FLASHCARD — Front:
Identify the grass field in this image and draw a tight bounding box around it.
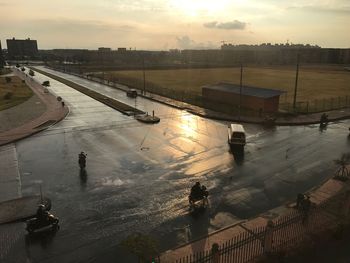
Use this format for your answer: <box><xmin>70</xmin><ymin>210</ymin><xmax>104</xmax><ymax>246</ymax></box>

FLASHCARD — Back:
<box><xmin>101</xmin><ymin>65</ymin><xmax>350</xmax><ymax>104</ymax></box>
<box><xmin>0</xmin><ymin>75</ymin><xmax>33</xmax><ymax>111</ymax></box>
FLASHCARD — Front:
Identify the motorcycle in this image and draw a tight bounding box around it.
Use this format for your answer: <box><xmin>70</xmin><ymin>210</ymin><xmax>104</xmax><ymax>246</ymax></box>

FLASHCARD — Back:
<box><xmin>26</xmin><ymin>212</ymin><xmax>59</xmax><ymax>234</ymax></box>
<box><xmin>319</xmin><ymin>113</ymin><xmax>328</xmax><ymax>128</ymax></box>
<box><xmin>189</xmin><ymin>196</ymin><xmax>208</xmax><ymax>212</ymax></box>
<box><xmin>189</xmin><ymin>186</ymin><xmax>209</xmax><ymax>213</ymax></box>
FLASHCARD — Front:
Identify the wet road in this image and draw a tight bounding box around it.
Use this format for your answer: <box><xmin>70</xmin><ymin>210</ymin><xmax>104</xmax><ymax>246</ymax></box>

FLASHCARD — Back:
<box><xmin>8</xmin><ymin>68</ymin><xmax>350</xmax><ymax>262</ymax></box>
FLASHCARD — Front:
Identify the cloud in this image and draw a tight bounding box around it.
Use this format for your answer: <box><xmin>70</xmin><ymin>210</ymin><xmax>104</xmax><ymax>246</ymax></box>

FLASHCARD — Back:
<box><xmin>203</xmin><ymin>20</ymin><xmax>247</xmax><ymax>30</ymax></box>
<box><xmin>287</xmin><ymin>5</ymin><xmax>350</xmax><ymax>15</ymax></box>
<box><xmin>176</xmin><ymin>36</ymin><xmax>195</xmax><ymax>49</ymax></box>
<box><xmin>27</xmin><ymin>18</ymin><xmax>136</xmax><ymax>33</ymax></box>
<box><xmin>175</xmin><ymin>35</ymin><xmax>217</xmax><ymax>49</ymax></box>
<box><xmin>0</xmin><ymin>18</ymin><xmax>138</xmax><ymax>49</ymax></box>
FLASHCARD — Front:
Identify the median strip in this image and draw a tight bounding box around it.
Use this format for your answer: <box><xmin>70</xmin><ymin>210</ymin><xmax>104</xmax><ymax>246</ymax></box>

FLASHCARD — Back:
<box><xmin>32</xmin><ymin>67</ymin><xmax>145</xmax><ymax>116</ymax></box>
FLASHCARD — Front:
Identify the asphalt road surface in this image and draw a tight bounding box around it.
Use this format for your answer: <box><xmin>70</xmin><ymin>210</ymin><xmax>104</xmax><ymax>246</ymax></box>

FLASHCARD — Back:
<box><xmin>3</xmin><ymin>67</ymin><xmax>350</xmax><ymax>262</ymax></box>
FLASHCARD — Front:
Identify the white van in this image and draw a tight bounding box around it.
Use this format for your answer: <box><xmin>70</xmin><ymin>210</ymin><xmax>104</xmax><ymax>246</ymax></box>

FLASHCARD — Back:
<box><xmin>227</xmin><ymin>124</ymin><xmax>246</xmax><ymax>148</ymax></box>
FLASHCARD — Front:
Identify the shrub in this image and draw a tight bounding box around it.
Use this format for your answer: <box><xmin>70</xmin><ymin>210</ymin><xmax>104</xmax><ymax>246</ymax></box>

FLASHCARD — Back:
<box><xmin>3</xmin><ymin>92</ymin><xmax>13</xmax><ymax>100</ymax></box>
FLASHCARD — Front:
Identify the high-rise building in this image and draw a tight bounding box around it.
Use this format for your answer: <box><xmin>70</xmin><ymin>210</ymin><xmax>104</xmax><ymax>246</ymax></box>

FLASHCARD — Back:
<box><xmin>0</xmin><ymin>40</ymin><xmax>4</xmax><ymax>67</ymax></box>
<box><xmin>6</xmin><ymin>37</ymin><xmax>38</xmax><ymax>59</ymax></box>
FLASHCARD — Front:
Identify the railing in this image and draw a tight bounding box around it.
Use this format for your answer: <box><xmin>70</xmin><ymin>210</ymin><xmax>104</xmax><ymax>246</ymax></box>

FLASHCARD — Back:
<box><xmin>162</xmin><ymin>190</ymin><xmax>349</xmax><ymax>263</ymax></box>
<box><xmin>280</xmin><ymin>96</ymin><xmax>350</xmax><ymax>114</ymax></box>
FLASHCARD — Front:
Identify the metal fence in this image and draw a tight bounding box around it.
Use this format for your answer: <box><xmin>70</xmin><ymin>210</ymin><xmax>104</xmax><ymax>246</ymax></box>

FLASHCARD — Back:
<box><xmin>165</xmin><ymin>190</ymin><xmax>349</xmax><ymax>263</ymax></box>
<box><xmin>50</xmin><ymin>67</ymin><xmax>350</xmax><ymax>116</ymax></box>
<box><xmin>89</xmin><ymin>73</ymin><xmax>350</xmax><ymax>115</ymax></box>
<box><xmin>280</xmin><ymin>96</ymin><xmax>350</xmax><ymax>114</ymax></box>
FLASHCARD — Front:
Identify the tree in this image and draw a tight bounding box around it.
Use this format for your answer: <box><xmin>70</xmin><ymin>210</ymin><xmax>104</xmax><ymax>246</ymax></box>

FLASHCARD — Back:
<box><xmin>334</xmin><ymin>153</ymin><xmax>350</xmax><ymax>181</ymax></box>
<box><xmin>121</xmin><ymin>233</ymin><xmax>159</xmax><ymax>263</ymax></box>
<box><xmin>29</xmin><ymin>69</ymin><xmax>35</xmax><ymax>77</ymax></box>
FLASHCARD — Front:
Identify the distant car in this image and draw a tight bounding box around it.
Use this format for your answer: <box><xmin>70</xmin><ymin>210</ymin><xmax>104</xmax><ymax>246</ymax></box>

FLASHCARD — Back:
<box><xmin>228</xmin><ymin>124</ymin><xmax>246</xmax><ymax>150</ymax></box>
<box><xmin>126</xmin><ymin>89</ymin><xmax>137</xmax><ymax>98</ymax></box>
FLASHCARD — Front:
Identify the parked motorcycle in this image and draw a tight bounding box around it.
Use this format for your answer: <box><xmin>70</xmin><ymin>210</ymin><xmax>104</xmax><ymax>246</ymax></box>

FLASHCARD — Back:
<box><xmin>26</xmin><ymin>212</ymin><xmax>59</xmax><ymax>234</ymax></box>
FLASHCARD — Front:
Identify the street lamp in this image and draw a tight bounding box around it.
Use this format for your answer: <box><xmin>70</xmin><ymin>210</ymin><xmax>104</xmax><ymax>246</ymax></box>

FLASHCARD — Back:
<box><xmin>238</xmin><ymin>62</ymin><xmax>243</xmax><ymax>121</ymax></box>
<box><xmin>142</xmin><ymin>57</ymin><xmax>146</xmax><ymax>95</ymax></box>
<box><xmin>293</xmin><ymin>52</ymin><xmax>300</xmax><ymax>111</ymax></box>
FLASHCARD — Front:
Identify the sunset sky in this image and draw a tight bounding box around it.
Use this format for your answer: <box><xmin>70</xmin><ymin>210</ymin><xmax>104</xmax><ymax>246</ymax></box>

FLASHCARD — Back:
<box><xmin>0</xmin><ymin>0</ymin><xmax>349</xmax><ymax>50</ymax></box>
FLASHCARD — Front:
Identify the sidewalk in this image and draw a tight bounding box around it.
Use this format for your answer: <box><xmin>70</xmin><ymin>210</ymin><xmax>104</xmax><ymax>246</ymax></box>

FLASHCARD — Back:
<box><xmin>46</xmin><ymin>67</ymin><xmax>350</xmax><ymax>126</ymax></box>
<box><xmin>143</xmin><ymin>92</ymin><xmax>350</xmax><ymax>126</ymax></box>
<box><xmin>160</xmin><ymin>176</ymin><xmax>349</xmax><ymax>262</ymax></box>
<box><xmin>0</xmin><ymin>68</ymin><xmax>69</xmax><ymax>146</ymax></box>
<box><xmin>0</xmin><ymin>144</ymin><xmax>21</xmax><ymax>202</ymax></box>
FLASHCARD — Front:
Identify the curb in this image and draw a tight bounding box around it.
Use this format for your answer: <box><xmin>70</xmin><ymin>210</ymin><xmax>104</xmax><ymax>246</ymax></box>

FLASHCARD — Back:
<box><xmin>0</xmin><ymin>69</ymin><xmax>69</xmax><ymax>147</ymax></box>
<box><xmin>33</xmin><ymin>67</ymin><xmax>145</xmax><ymax>116</ymax></box>
<box><xmin>0</xmin><ymin>107</ymin><xmax>69</xmax><ymax>147</ymax></box>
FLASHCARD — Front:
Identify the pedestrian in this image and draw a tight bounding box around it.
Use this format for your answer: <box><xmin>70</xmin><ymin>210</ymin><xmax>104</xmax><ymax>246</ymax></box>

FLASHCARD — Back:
<box><xmin>211</xmin><ymin>243</ymin><xmax>220</xmax><ymax>263</ymax></box>
<box><xmin>302</xmin><ymin>196</ymin><xmax>311</xmax><ymax>224</ymax></box>
<box><xmin>296</xmin><ymin>193</ymin><xmax>304</xmax><ymax>209</ymax></box>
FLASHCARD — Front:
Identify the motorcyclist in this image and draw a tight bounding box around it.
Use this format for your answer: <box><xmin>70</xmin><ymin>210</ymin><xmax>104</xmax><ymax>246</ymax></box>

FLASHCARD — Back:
<box><xmin>78</xmin><ymin>151</ymin><xmax>87</xmax><ymax>168</ymax></box>
<box><xmin>189</xmin><ymin>182</ymin><xmax>209</xmax><ymax>205</ymax></box>
<box><xmin>320</xmin><ymin>113</ymin><xmax>328</xmax><ymax>125</ymax></box>
<box><xmin>36</xmin><ymin>204</ymin><xmax>47</xmax><ymax>222</ymax></box>
<box><xmin>189</xmin><ymin>182</ymin><xmax>202</xmax><ymax>204</ymax></box>
<box><xmin>201</xmin><ymin>185</ymin><xmax>209</xmax><ymax>198</ymax></box>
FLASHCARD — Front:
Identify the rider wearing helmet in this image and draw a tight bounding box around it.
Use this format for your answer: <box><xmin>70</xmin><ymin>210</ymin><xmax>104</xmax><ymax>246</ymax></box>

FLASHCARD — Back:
<box><xmin>36</xmin><ymin>204</ymin><xmax>46</xmax><ymax>222</ymax></box>
<box><xmin>189</xmin><ymin>182</ymin><xmax>203</xmax><ymax>204</ymax></box>
<box><xmin>79</xmin><ymin>151</ymin><xmax>86</xmax><ymax>160</ymax></box>
<box><xmin>78</xmin><ymin>151</ymin><xmax>87</xmax><ymax>168</ymax></box>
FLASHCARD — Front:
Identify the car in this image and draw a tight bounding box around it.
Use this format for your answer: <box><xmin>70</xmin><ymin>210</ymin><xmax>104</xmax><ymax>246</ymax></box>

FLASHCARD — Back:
<box><xmin>227</xmin><ymin>123</ymin><xmax>246</xmax><ymax>150</ymax></box>
<box><xmin>126</xmin><ymin>89</ymin><xmax>137</xmax><ymax>98</ymax></box>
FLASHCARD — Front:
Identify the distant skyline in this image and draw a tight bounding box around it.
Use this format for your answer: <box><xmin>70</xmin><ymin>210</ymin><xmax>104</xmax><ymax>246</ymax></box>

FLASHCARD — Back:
<box><xmin>0</xmin><ymin>0</ymin><xmax>349</xmax><ymax>50</ymax></box>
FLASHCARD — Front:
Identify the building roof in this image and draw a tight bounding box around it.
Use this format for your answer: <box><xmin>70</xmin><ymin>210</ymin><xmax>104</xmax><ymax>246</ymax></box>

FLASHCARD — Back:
<box><xmin>202</xmin><ymin>82</ymin><xmax>285</xmax><ymax>98</ymax></box>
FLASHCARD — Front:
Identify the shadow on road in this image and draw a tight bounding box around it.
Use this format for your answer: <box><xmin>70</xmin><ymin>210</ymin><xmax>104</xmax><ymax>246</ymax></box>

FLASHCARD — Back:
<box><xmin>79</xmin><ymin>169</ymin><xmax>88</xmax><ymax>189</ymax></box>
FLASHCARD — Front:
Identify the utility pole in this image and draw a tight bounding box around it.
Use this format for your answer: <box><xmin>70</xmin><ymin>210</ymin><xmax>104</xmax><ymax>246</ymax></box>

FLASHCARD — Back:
<box><xmin>239</xmin><ymin>62</ymin><xmax>243</xmax><ymax>120</ymax></box>
<box><xmin>293</xmin><ymin>53</ymin><xmax>300</xmax><ymax>110</ymax></box>
<box><xmin>142</xmin><ymin>57</ymin><xmax>146</xmax><ymax>95</ymax></box>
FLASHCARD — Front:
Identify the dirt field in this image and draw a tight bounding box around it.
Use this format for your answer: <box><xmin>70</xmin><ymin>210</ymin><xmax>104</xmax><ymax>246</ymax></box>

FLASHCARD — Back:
<box><xmin>102</xmin><ymin>65</ymin><xmax>350</xmax><ymax>104</ymax></box>
<box><xmin>0</xmin><ymin>75</ymin><xmax>33</xmax><ymax>111</ymax></box>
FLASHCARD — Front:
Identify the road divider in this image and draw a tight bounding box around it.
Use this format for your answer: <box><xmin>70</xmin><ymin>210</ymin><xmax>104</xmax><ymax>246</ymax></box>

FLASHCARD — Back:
<box><xmin>32</xmin><ymin>67</ymin><xmax>145</xmax><ymax>116</ymax></box>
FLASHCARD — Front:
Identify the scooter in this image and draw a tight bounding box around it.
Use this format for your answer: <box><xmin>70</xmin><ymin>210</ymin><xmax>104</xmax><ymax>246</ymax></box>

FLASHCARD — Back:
<box><xmin>189</xmin><ymin>196</ymin><xmax>209</xmax><ymax>212</ymax></box>
<box><xmin>189</xmin><ymin>187</ymin><xmax>209</xmax><ymax>213</ymax></box>
<box><xmin>26</xmin><ymin>212</ymin><xmax>59</xmax><ymax>234</ymax></box>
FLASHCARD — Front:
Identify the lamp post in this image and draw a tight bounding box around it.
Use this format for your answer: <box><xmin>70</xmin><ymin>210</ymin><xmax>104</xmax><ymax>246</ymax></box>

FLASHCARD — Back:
<box><xmin>239</xmin><ymin>62</ymin><xmax>243</xmax><ymax>121</ymax></box>
<box><xmin>142</xmin><ymin>57</ymin><xmax>146</xmax><ymax>95</ymax></box>
<box><xmin>293</xmin><ymin>53</ymin><xmax>300</xmax><ymax>111</ymax></box>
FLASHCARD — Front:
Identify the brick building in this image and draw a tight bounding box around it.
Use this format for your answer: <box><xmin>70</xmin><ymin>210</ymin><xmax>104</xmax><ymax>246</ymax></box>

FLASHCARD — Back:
<box><xmin>202</xmin><ymin>82</ymin><xmax>285</xmax><ymax>114</ymax></box>
<box><xmin>0</xmin><ymin>40</ymin><xmax>4</xmax><ymax>67</ymax></box>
